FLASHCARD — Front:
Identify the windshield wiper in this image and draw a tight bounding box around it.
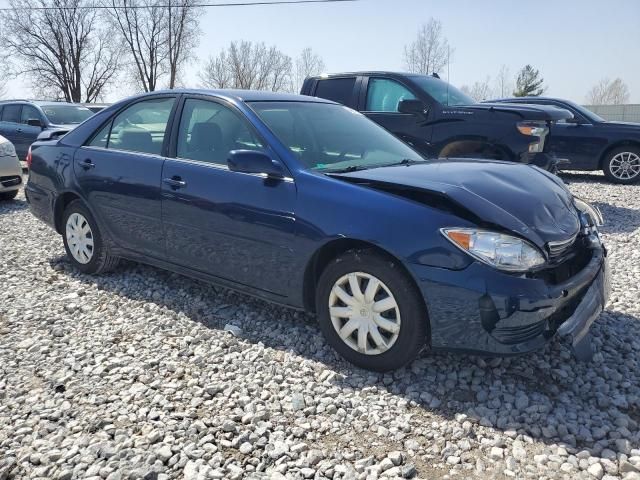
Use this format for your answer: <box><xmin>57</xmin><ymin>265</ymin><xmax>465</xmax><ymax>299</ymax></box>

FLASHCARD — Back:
<box><xmin>324</xmin><ymin>165</ymin><xmax>371</xmax><ymax>173</ymax></box>
<box><xmin>381</xmin><ymin>158</ymin><xmax>427</xmax><ymax>167</ymax></box>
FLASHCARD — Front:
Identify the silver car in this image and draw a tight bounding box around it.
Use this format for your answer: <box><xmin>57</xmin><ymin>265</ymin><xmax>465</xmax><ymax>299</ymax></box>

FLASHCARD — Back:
<box><xmin>0</xmin><ymin>135</ymin><xmax>22</xmax><ymax>201</ymax></box>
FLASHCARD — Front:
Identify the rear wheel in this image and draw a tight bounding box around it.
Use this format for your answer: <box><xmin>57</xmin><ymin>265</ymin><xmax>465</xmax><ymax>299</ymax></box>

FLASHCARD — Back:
<box><xmin>62</xmin><ymin>200</ymin><xmax>119</xmax><ymax>274</ymax></box>
<box><xmin>316</xmin><ymin>249</ymin><xmax>429</xmax><ymax>372</ymax></box>
<box><xmin>603</xmin><ymin>147</ymin><xmax>640</xmax><ymax>184</ymax></box>
<box><xmin>0</xmin><ymin>190</ymin><xmax>18</xmax><ymax>201</ymax></box>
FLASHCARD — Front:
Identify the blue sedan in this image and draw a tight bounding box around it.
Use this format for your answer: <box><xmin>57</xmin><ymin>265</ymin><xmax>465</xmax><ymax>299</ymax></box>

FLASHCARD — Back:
<box><xmin>26</xmin><ymin>90</ymin><xmax>609</xmax><ymax>371</ymax></box>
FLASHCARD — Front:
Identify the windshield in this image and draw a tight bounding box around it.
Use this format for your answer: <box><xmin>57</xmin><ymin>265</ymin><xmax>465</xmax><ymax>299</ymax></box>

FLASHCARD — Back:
<box><xmin>565</xmin><ymin>100</ymin><xmax>605</xmax><ymax>122</ymax></box>
<box><xmin>410</xmin><ymin>75</ymin><xmax>476</xmax><ymax>106</ymax></box>
<box><xmin>248</xmin><ymin>101</ymin><xmax>424</xmax><ymax>172</ymax></box>
<box><xmin>41</xmin><ymin>105</ymin><xmax>94</xmax><ymax>125</ymax></box>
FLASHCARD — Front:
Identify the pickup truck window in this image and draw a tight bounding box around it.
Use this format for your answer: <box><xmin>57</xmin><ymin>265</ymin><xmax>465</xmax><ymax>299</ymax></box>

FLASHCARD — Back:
<box><xmin>365</xmin><ymin>78</ymin><xmax>416</xmax><ymax>112</ymax></box>
<box><xmin>314</xmin><ymin>77</ymin><xmax>356</xmax><ymax>105</ymax></box>
<box><xmin>87</xmin><ymin>97</ymin><xmax>175</xmax><ymax>155</ymax></box>
<box><xmin>410</xmin><ymin>76</ymin><xmax>475</xmax><ymax>106</ymax></box>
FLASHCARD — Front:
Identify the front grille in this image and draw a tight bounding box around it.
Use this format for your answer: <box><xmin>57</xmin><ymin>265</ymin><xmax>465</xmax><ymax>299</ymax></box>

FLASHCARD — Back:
<box><xmin>0</xmin><ymin>175</ymin><xmax>21</xmax><ymax>188</ymax></box>
<box><xmin>546</xmin><ymin>234</ymin><xmax>577</xmax><ymax>263</ymax></box>
<box><xmin>532</xmin><ymin>239</ymin><xmax>593</xmax><ymax>285</ymax></box>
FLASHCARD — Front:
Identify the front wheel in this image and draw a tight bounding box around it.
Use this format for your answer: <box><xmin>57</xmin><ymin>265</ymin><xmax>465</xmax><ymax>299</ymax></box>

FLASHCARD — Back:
<box><xmin>316</xmin><ymin>249</ymin><xmax>429</xmax><ymax>372</ymax></box>
<box><xmin>62</xmin><ymin>200</ymin><xmax>119</xmax><ymax>274</ymax></box>
<box><xmin>603</xmin><ymin>147</ymin><xmax>640</xmax><ymax>184</ymax></box>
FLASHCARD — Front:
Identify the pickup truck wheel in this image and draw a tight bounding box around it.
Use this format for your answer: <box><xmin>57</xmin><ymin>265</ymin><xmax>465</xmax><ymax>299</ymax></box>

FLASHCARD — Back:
<box><xmin>62</xmin><ymin>200</ymin><xmax>119</xmax><ymax>274</ymax></box>
<box><xmin>316</xmin><ymin>249</ymin><xmax>428</xmax><ymax>372</ymax></box>
<box><xmin>0</xmin><ymin>190</ymin><xmax>18</xmax><ymax>201</ymax></box>
<box><xmin>603</xmin><ymin>147</ymin><xmax>640</xmax><ymax>184</ymax></box>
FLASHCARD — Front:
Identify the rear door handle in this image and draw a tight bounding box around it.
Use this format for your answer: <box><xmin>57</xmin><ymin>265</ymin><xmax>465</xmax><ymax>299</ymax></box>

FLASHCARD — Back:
<box><xmin>163</xmin><ymin>176</ymin><xmax>187</xmax><ymax>189</ymax></box>
<box><xmin>78</xmin><ymin>158</ymin><xmax>95</xmax><ymax>170</ymax></box>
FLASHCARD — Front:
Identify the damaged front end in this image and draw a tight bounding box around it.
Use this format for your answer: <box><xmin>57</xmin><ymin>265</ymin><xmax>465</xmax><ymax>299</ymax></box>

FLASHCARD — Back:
<box><xmin>331</xmin><ymin>161</ymin><xmax>608</xmax><ymax>359</ymax></box>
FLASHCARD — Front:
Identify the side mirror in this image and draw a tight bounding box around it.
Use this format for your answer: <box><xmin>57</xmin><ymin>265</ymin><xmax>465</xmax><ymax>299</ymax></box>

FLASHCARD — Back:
<box><xmin>227</xmin><ymin>150</ymin><xmax>285</xmax><ymax>178</ymax></box>
<box><xmin>565</xmin><ymin>116</ymin><xmax>583</xmax><ymax>125</ymax></box>
<box><xmin>27</xmin><ymin>118</ymin><xmax>43</xmax><ymax>128</ymax></box>
<box><xmin>398</xmin><ymin>99</ymin><xmax>428</xmax><ymax>116</ymax></box>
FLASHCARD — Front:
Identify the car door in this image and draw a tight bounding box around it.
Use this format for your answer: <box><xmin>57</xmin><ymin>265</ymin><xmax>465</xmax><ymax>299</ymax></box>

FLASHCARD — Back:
<box><xmin>74</xmin><ymin>96</ymin><xmax>177</xmax><ymax>258</ymax></box>
<box><xmin>18</xmin><ymin>105</ymin><xmax>45</xmax><ymax>155</ymax></box>
<box><xmin>0</xmin><ymin>104</ymin><xmax>24</xmax><ymax>158</ymax></box>
<box><xmin>161</xmin><ymin>96</ymin><xmax>296</xmax><ymax>296</ymax></box>
<box><xmin>359</xmin><ymin>77</ymin><xmax>434</xmax><ymax>157</ymax></box>
<box><xmin>522</xmin><ymin>100</ymin><xmax>608</xmax><ymax>170</ymax></box>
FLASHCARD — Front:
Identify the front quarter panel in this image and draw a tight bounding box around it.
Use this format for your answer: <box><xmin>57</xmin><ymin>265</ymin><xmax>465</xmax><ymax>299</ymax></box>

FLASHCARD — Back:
<box><xmin>288</xmin><ymin>170</ymin><xmax>475</xmax><ymax>305</ymax></box>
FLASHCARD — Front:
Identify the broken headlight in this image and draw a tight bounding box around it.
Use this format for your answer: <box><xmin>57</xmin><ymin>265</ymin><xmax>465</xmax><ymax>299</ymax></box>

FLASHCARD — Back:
<box><xmin>441</xmin><ymin>228</ymin><xmax>546</xmax><ymax>272</ymax></box>
<box><xmin>574</xmin><ymin>197</ymin><xmax>603</xmax><ymax>226</ymax></box>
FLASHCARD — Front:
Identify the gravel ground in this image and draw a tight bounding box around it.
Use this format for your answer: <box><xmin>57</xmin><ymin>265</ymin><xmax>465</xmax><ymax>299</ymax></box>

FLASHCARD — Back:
<box><xmin>1</xmin><ymin>172</ymin><xmax>639</xmax><ymax>480</ymax></box>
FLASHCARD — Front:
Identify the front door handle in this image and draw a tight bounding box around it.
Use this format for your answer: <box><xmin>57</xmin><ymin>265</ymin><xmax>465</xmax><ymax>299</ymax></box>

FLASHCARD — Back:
<box><xmin>78</xmin><ymin>158</ymin><xmax>95</xmax><ymax>170</ymax></box>
<box><xmin>163</xmin><ymin>176</ymin><xmax>187</xmax><ymax>189</ymax></box>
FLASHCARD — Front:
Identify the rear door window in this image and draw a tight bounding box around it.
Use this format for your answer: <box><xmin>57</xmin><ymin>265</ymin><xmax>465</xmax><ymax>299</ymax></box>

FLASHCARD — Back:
<box><xmin>1</xmin><ymin>105</ymin><xmax>22</xmax><ymax>123</ymax></box>
<box><xmin>314</xmin><ymin>78</ymin><xmax>356</xmax><ymax>106</ymax></box>
<box><xmin>365</xmin><ymin>78</ymin><xmax>417</xmax><ymax>112</ymax></box>
<box><xmin>88</xmin><ymin>97</ymin><xmax>175</xmax><ymax>155</ymax></box>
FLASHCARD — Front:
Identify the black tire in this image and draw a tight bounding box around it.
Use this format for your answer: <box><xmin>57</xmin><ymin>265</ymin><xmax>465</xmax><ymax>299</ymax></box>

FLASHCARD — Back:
<box><xmin>603</xmin><ymin>146</ymin><xmax>640</xmax><ymax>184</ymax></box>
<box><xmin>315</xmin><ymin>249</ymin><xmax>429</xmax><ymax>372</ymax></box>
<box><xmin>0</xmin><ymin>190</ymin><xmax>18</xmax><ymax>201</ymax></box>
<box><xmin>62</xmin><ymin>200</ymin><xmax>119</xmax><ymax>274</ymax></box>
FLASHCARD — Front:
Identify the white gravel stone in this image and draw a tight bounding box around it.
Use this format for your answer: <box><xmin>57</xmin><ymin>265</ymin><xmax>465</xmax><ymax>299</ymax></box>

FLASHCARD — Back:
<box><xmin>1</xmin><ymin>174</ymin><xmax>639</xmax><ymax>480</ymax></box>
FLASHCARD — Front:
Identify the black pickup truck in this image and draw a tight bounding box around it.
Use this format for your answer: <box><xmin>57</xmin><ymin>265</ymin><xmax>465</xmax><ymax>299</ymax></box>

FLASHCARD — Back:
<box><xmin>301</xmin><ymin>72</ymin><xmax>573</xmax><ymax>171</ymax></box>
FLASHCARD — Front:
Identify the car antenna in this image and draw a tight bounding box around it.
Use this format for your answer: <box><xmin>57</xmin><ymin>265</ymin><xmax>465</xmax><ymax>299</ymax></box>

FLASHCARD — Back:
<box><xmin>446</xmin><ymin>45</ymin><xmax>450</xmax><ymax>106</ymax></box>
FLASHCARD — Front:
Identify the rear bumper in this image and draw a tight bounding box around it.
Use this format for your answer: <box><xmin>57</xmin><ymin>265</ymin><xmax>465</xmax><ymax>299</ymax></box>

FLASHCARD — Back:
<box><xmin>409</xmin><ymin>242</ymin><xmax>608</xmax><ymax>356</ymax></box>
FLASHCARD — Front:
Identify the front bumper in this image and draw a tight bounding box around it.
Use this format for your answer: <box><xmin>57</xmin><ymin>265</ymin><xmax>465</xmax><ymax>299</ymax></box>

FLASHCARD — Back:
<box><xmin>0</xmin><ymin>154</ymin><xmax>23</xmax><ymax>192</ymax></box>
<box><xmin>522</xmin><ymin>152</ymin><xmax>568</xmax><ymax>173</ymax></box>
<box><xmin>409</xmin><ymin>242</ymin><xmax>609</xmax><ymax>357</ymax></box>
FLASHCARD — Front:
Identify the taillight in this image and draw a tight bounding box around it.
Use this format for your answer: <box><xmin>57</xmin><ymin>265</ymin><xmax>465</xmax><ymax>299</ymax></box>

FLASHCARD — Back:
<box><xmin>26</xmin><ymin>146</ymin><xmax>32</xmax><ymax>169</ymax></box>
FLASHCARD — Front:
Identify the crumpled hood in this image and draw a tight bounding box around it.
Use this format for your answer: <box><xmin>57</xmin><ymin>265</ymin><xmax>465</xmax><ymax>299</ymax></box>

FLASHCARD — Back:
<box><xmin>333</xmin><ymin>159</ymin><xmax>581</xmax><ymax>248</ymax></box>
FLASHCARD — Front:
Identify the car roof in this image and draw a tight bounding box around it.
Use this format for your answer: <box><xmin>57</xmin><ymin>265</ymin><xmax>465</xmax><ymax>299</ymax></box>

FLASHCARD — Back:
<box><xmin>0</xmin><ymin>99</ymin><xmax>88</xmax><ymax>107</ymax></box>
<box><xmin>493</xmin><ymin>97</ymin><xmax>566</xmax><ymax>103</ymax></box>
<box><xmin>308</xmin><ymin>71</ymin><xmax>425</xmax><ymax>79</ymax></box>
<box><xmin>130</xmin><ymin>89</ymin><xmax>336</xmax><ymax>104</ymax></box>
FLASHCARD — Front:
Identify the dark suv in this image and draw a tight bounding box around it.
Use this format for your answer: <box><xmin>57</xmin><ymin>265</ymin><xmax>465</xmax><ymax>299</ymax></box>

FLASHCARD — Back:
<box><xmin>0</xmin><ymin>100</ymin><xmax>95</xmax><ymax>163</ymax></box>
<box><xmin>491</xmin><ymin>97</ymin><xmax>640</xmax><ymax>184</ymax></box>
<box><xmin>301</xmin><ymin>72</ymin><xmax>572</xmax><ymax>171</ymax></box>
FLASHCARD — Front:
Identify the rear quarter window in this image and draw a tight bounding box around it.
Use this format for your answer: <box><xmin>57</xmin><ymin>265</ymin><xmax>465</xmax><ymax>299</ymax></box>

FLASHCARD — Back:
<box><xmin>314</xmin><ymin>78</ymin><xmax>356</xmax><ymax>106</ymax></box>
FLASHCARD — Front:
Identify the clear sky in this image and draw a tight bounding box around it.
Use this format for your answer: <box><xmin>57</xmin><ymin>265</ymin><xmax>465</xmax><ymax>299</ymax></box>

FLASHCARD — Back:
<box><xmin>3</xmin><ymin>0</ymin><xmax>640</xmax><ymax>103</ymax></box>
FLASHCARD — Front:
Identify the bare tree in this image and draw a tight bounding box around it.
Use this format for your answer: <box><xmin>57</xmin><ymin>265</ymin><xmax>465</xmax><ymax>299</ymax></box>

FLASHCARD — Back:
<box><xmin>104</xmin><ymin>0</ymin><xmax>199</xmax><ymax>91</ymax></box>
<box><xmin>293</xmin><ymin>47</ymin><xmax>325</xmax><ymax>92</ymax></box>
<box><xmin>166</xmin><ymin>0</ymin><xmax>200</xmax><ymax>88</ymax></box>
<box><xmin>0</xmin><ymin>0</ymin><xmax>120</xmax><ymax>102</ymax></box>
<box><xmin>199</xmin><ymin>41</ymin><xmax>293</xmax><ymax>92</ymax></box>
<box><xmin>460</xmin><ymin>77</ymin><xmax>493</xmax><ymax>102</ymax></box>
<box><xmin>105</xmin><ymin>0</ymin><xmax>168</xmax><ymax>92</ymax></box>
<box><xmin>494</xmin><ymin>64</ymin><xmax>513</xmax><ymax>98</ymax></box>
<box><xmin>586</xmin><ymin>78</ymin><xmax>630</xmax><ymax>105</ymax></box>
<box><xmin>403</xmin><ymin>18</ymin><xmax>451</xmax><ymax>75</ymax></box>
